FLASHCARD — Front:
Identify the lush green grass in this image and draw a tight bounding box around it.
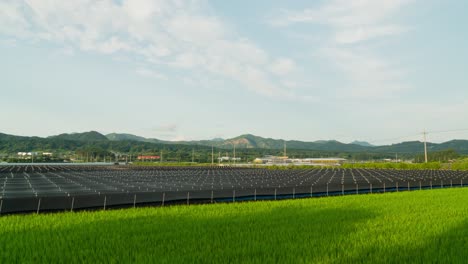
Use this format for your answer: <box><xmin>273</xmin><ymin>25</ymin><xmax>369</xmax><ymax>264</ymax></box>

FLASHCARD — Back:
<box><xmin>132</xmin><ymin>160</ymin><xmax>468</xmax><ymax>171</ymax></box>
<box><xmin>341</xmin><ymin>161</ymin><xmax>444</xmax><ymax>170</ymax></box>
<box><xmin>1</xmin><ymin>188</ymin><xmax>467</xmax><ymax>263</ymax></box>
<box><xmin>451</xmin><ymin>158</ymin><xmax>468</xmax><ymax>170</ymax></box>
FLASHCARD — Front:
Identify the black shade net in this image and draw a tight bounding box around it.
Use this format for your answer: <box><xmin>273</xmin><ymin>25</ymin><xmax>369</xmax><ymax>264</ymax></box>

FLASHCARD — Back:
<box><xmin>0</xmin><ymin>165</ymin><xmax>467</xmax><ymax>214</ymax></box>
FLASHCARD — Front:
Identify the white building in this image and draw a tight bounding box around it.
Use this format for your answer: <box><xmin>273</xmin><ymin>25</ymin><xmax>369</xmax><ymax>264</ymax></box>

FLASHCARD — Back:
<box><xmin>218</xmin><ymin>156</ymin><xmax>241</xmax><ymax>162</ymax></box>
<box><xmin>254</xmin><ymin>156</ymin><xmax>346</xmax><ymax>166</ymax></box>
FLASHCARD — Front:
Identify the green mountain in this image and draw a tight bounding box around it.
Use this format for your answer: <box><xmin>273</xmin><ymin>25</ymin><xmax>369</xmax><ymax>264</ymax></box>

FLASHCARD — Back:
<box><xmin>1</xmin><ymin>131</ymin><xmax>468</xmax><ymax>159</ymax></box>
<box><xmin>103</xmin><ymin>132</ymin><xmax>468</xmax><ymax>155</ymax></box>
<box><xmin>106</xmin><ymin>133</ymin><xmax>147</xmax><ymax>142</ymax></box>
<box><xmin>50</xmin><ymin>131</ymin><xmax>109</xmax><ymax>141</ymax></box>
<box><xmin>106</xmin><ymin>133</ymin><xmax>165</xmax><ymax>144</ymax></box>
<box><xmin>106</xmin><ymin>133</ymin><xmax>371</xmax><ymax>151</ymax></box>
<box><xmin>0</xmin><ymin>132</ymin><xmax>213</xmax><ymax>161</ymax></box>
<box><xmin>351</xmin><ymin>141</ymin><xmax>374</xmax><ymax>147</ymax></box>
<box><xmin>372</xmin><ymin>141</ymin><xmax>434</xmax><ymax>154</ymax></box>
<box><xmin>435</xmin><ymin>140</ymin><xmax>468</xmax><ymax>153</ymax></box>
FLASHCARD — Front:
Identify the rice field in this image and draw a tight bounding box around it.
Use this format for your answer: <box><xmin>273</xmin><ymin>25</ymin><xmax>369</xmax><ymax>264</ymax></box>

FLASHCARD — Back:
<box><xmin>1</xmin><ymin>187</ymin><xmax>467</xmax><ymax>263</ymax></box>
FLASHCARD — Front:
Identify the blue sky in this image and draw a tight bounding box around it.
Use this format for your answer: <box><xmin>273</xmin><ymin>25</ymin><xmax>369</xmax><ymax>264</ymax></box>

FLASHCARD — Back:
<box><xmin>1</xmin><ymin>0</ymin><xmax>467</xmax><ymax>144</ymax></box>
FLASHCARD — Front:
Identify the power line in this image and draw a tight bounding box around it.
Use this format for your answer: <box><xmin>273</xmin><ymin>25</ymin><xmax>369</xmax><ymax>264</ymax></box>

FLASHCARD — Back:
<box><xmin>369</xmin><ymin>128</ymin><xmax>468</xmax><ymax>144</ymax></box>
<box><xmin>423</xmin><ymin>130</ymin><xmax>428</xmax><ymax>163</ymax></box>
<box><xmin>427</xmin><ymin>128</ymin><xmax>468</xmax><ymax>134</ymax></box>
<box><xmin>368</xmin><ymin>133</ymin><xmax>421</xmax><ymax>144</ymax></box>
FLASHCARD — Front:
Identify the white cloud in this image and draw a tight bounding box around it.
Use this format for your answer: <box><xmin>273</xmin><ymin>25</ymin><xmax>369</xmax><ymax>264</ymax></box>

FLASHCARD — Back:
<box><xmin>0</xmin><ymin>0</ymin><xmax>301</xmax><ymax>100</ymax></box>
<box><xmin>269</xmin><ymin>58</ymin><xmax>296</xmax><ymax>76</ymax></box>
<box><xmin>320</xmin><ymin>47</ymin><xmax>408</xmax><ymax>98</ymax></box>
<box><xmin>271</xmin><ymin>0</ymin><xmax>412</xmax><ymax>30</ymax></box>
<box><xmin>269</xmin><ymin>0</ymin><xmax>414</xmax><ymax>99</ymax></box>
<box><xmin>367</xmin><ymin>100</ymin><xmax>468</xmax><ymax>144</ymax></box>
<box><xmin>334</xmin><ymin>25</ymin><xmax>408</xmax><ymax>44</ymax></box>
<box><xmin>123</xmin><ymin>0</ymin><xmax>160</xmax><ymax>21</ymax></box>
<box><xmin>135</xmin><ymin>68</ymin><xmax>167</xmax><ymax>79</ymax></box>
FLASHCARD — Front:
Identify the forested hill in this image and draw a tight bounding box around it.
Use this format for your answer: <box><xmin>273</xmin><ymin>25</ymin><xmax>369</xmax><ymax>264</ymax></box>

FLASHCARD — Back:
<box><xmin>48</xmin><ymin>131</ymin><xmax>108</xmax><ymax>141</ymax></box>
<box><xmin>106</xmin><ymin>132</ymin><xmax>468</xmax><ymax>154</ymax></box>
<box><xmin>1</xmin><ymin>131</ymin><xmax>468</xmax><ymax>155</ymax></box>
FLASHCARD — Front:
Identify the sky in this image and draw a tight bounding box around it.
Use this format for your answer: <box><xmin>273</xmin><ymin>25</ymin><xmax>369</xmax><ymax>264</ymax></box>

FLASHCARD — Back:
<box><xmin>0</xmin><ymin>0</ymin><xmax>467</xmax><ymax>145</ymax></box>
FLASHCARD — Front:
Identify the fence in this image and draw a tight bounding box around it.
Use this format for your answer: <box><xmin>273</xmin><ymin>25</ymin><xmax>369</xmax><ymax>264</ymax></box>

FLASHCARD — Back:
<box><xmin>1</xmin><ymin>179</ymin><xmax>466</xmax><ymax>215</ymax></box>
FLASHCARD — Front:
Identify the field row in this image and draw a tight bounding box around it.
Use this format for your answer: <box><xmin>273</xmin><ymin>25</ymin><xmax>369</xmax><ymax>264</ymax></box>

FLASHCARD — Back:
<box><xmin>1</xmin><ymin>188</ymin><xmax>467</xmax><ymax>263</ymax></box>
<box><xmin>1</xmin><ymin>165</ymin><xmax>467</xmax><ymax>214</ymax></box>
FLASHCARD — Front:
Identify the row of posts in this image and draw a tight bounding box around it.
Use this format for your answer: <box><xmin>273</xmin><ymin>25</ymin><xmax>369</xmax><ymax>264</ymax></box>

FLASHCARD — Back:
<box><xmin>0</xmin><ymin>179</ymin><xmax>465</xmax><ymax>215</ymax></box>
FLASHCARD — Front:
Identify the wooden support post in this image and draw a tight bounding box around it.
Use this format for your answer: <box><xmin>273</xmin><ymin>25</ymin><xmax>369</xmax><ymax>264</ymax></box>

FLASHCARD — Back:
<box><xmin>430</xmin><ymin>181</ymin><xmax>433</xmax><ymax>189</ymax></box>
<box><xmin>211</xmin><ymin>190</ymin><xmax>214</xmax><ymax>203</ymax></box>
<box><xmin>133</xmin><ymin>194</ymin><xmax>137</xmax><ymax>208</ymax></box>
<box><xmin>254</xmin><ymin>189</ymin><xmax>257</xmax><ymax>201</ymax></box>
<box><xmin>274</xmin><ymin>188</ymin><xmax>277</xmax><ymax>200</ymax></box>
<box><xmin>71</xmin><ymin>197</ymin><xmax>74</xmax><ymax>212</ymax></box>
<box><xmin>293</xmin><ymin>188</ymin><xmax>295</xmax><ymax>199</ymax></box>
<box><xmin>408</xmin><ymin>182</ymin><xmax>410</xmax><ymax>191</ymax></box>
<box><xmin>396</xmin><ymin>182</ymin><xmax>399</xmax><ymax>192</ymax></box>
<box><xmin>0</xmin><ymin>199</ymin><xmax>3</xmax><ymax>215</ymax></box>
<box><xmin>370</xmin><ymin>183</ymin><xmax>372</xmax><ymax>194</ymax></box>
<box><xmin>103</xmin><ymin>196</ymin><xmax>107</xmax><ymax>210</ymax></box>
<box><xmin>187</xmin><ymin>192</ymin><xmax>190</xmax><ymax>205</ymax></box>
<box><xmin>356</xmin><ymin>184</ymin><xmax>358</xmax><ymax>194</ymax></box>
<box><xmin>162</xmin><ymin>192</ymin><xmax>165</xmax><ymax>206</ymax></box>
<box><xmin>342</xmin><ymin>184</ymin><xmax>344</xmax><ymax>195</ymax></box>
<box><xmin>450</xmin><ymin>180</ymin><xmax>453</xmax><ymax>188</ymax></box>
<box><xmin>233</xmin><ymin>190</ymin><xmax>235</xmax><ymax>202</ymax></box>
<box><xmin>327</xmin><ymin>184</ymin><xmax>329</xmax><ymax>196</ymax></box>
<box><xmin>384</xmin><ymin>182</ymin><xmax>386</xmax><ymax>193</ymax></box>
<box><xmin>419</xmin><ymin>181</ymin><xmax>422</xmax><ymax>191</ymax></box>
<box><xmin>310</xmin><ymin>186</ymin><xmax>313</xmax><ymax>197</ymax></box>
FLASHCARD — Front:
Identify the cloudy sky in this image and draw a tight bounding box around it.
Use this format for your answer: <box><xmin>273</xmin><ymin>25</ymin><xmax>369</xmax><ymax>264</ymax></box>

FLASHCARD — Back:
<box><xmin>1</xmin><ymin>0</ymin><xmax>467</xmax><ymax>144</ymax></box>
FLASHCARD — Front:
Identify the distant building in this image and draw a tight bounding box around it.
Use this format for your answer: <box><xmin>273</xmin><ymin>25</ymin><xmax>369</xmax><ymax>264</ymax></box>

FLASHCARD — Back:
<box><xmin>293</xmin><ymin>158</ymin><xmax>347</xmax><ymax>166</ymax></box>
<box><xmin>254</xmin><ymin>156</ymin><xmax>346</xmax><ymax>166</ymax></box>
<box><xmin>218</xmin><ymin>157</ymin><xmax>241</xmax><ymax>162</ymax></box>
<box><xmin>254</xmin><ymin>155</ymin><xmax>289</xmax><ymax>164</ymax></box>
<box><xmin>17</xmin><ymin>152</ymin><xmax>39</xmax><ymax>156</ymax></box>
<box><xmin>137</xmin><ymin>155</ymin><xmax>160</xmax><ymax>160</ymax></box>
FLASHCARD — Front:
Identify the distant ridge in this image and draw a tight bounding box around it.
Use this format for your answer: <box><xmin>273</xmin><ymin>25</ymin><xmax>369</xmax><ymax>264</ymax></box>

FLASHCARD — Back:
<box><xmin>49</xmin><ymin>131</ymin><xmax>108</xmax><ymax>141</ymax></box>
<box><xmin>106</xmin><ymin>133</ymin><xmax>148</xmax><ymax>142</ymax></box>
<box><xmin>103</xmin><ymin>132</ymin><xmax>468</xmax><ymax>154</ymax></box>
<box><xmin>0</xmin><ymin>131</ymin><xmax>467</xmax><ymax>154</ymax></box>
<box><xmin>351</xmin><ymin>141</ymin><xmax>374</xmax><ymax>147</ymax></box>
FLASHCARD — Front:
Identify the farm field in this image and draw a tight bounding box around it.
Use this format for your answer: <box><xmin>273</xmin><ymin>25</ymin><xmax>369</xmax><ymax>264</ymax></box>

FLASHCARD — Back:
<box><xmin>0</xmin><ymin>188</ymin><xmax>467</xmax><ymax>263</ymax></box>
<box><xmin>1</xmin><ymin>165</ymin><xmax>468</xmax><ymax>214</ymax></box>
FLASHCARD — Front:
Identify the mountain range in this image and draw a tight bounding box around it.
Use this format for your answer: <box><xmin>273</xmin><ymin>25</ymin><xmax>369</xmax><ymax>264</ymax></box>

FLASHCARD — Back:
<box><xmin>0</xmin><ymin>131</ymin><xmax>465</xmax><ymax>155</ymax></box>
<box><xmin>105</xmin><ymin>132</ymin><xmax>468</xmax><ymax>154</ymax></box>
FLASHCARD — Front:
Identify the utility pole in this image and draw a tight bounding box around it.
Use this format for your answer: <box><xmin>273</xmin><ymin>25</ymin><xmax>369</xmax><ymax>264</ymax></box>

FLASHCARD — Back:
<box><xmin>160</xmin><ymin>150</ymin><xmax>163</xmax><ymax>163</ymax></box>
<box><xmin>233</xmin><ymin>144</ymin><xmax>236</xmax><ymax>165</ymax></box>
<box><xmin>283</xmin><ymin>141</ymin><xmax>287</xmax><ymax>164</ymax></box>
<box><xmin>211</xmin><ymin>145</ymin><xmax>214</xmax><ymax>165</ymax></box>
<box><xmin>423</xmin><ymin>130</ymin><xmax>428</xmax><ymax>163</ymax></box>
<box><xmin>192</xmin><ymin>148</ymin><xmax>194</xmax><ymax>163</ymax></box>
<box><xmin>284</xmin><ymin>141</ymin><xmax>287</xmax><ymax>157</ymax></box>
